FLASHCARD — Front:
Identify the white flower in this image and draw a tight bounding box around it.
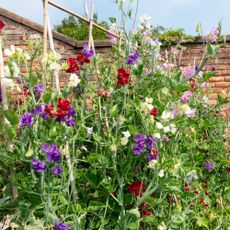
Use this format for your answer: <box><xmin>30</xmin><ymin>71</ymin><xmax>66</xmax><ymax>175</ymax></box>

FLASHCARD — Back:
<box><xmin>157</xmin><ymin>222</ymin><xmax>167</xmax><ymax>230</ymax></box>
<box><xmin>163</xmin><ymin>126</ymin><xmax>170</xmax><ymax>133</ymax></box>
<box><xmin>161</xmin><ymin>87</ymin><xmax>169</xmax><ymax>95</ymax></box>
<box><xmin>139</xmin><ymin>14</ymin><xmax>151</xmax><ymax>24</ymax></box>
<box><xmin>50</xmin><ymin>63</ymin><xmax>61</xmax><ymax>73</ymax></box>
<box><xmin>2</xmin><ymin>78</ymin><xmax>14</xmax><ymax>87</ymax></box>
<box><xmin>86</xmin><ymin>127</ymin><xmax>93</xmax><ymax>135</ymax></box>
<box><xmin>4</xmin><ymin>48</ymin><xmax>12</xmax><ymax>57</ymax></box>
<box><xmin>122</xmin><ymin>131</ymin><xmax>131</xmax><ymax>138</ymax></box>
<box><xmin>154</xmin><ymin>133</ymin><xmax>161</xmax><ymax>139</ymax></box>
<box><xmin>156</xmin><ymin>122</ymin><xmax>163</xmax><ymax>129</ymax></box>
<box><xmin>68</xmin><ymin>74</ymin><xmax>81</xmax><ymax>87</ymax></box>
<box><xmin>148</xmin><ymin>160</ymin><xmax>157</xmax><ymax>169</ymax></box>
<box><xmin>145</xmin><ymin>97</ymin><xmax>153</xmax><ymax>104</ymax></box>
<box><xmin>161</xmin><ymin>110</ymin><xmax>173</xmax><ymax>120</ymax></box>
<box><xmin>121</xmin><ymin>130</ymin><xmax>131</xmax><ymax>146</ymax></box>
<box><xmin>158</xmin><ymin>169</ymin><xmax>164</xmax><ymax>177</ymax></box>
<box><xmin>169</xmin><ymin>123</ymin><xmax>177</xmax><ymax>134</ymax></box>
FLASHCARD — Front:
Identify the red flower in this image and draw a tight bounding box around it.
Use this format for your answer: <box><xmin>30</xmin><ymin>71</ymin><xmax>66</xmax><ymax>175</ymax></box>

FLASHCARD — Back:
<box><xmin>150</xmin><ymin>107</ymin><xmax>158</xmax><ymax>117</ymax></box>
<box><xmin>183</xmin><ymin>185</ymin><xmax>191</xmax><ymax>191</ymax></box>
<box><xmin>205</xmin><ymin>191</ymin><xmax>209</xmax><ymax>195</ymax></box>
<box><xmin>45</xmin><ymin>103</ymin><xmax>56</xmax><ymax>118</ymax></box>
<box><xmin>56</xmin><ymin>109</ymin><xmax>67</xmax><ymax>119</ymax></box>
<box><xmin>190</xmin><ymin>79</ymin><xmax>196</xmax><ymax>91</ymax></box>
<box><xmin>66</xmin><ymin>58</ymin><xmax>79</xmax><ymax>73</ymax></box>
<box><xmin>0</xmin><ymin>20</ymin><xmax>5</xmax><ymax>30</ymax></box>
<box><xmin>77</xmin><ymin>53</ymin><xmax>90</xmax><ymax>65</ymax></box>
<box><xmin>19</xmin><ymin>35</ymin><xmax>24</xmax><ymax>41</ymax></box>
<box><xmin>129</xmin><ymin>180</ymin><xmax>146</xmax><ymax>197</ymax></box>
<box><xmin>140</xmin><ymin>210</ymin><xmax>153</xmax><ymax>217</ymax></box>
<box><xmin>117</xmin><ymin>68</ymin><xmax>130</xmax><ymax>87</ymax></box>
<box><xmin>226</xmin><ymin>166</ymin><xmax>230</xmax><ymax>173</ymax></box>
<box><xmin>57</xmin><ymin>98</ymin><xmax>70</xmax><ymax>111</ymax></box>
<box><xmin>98</xmin><ymin>89</ymin><xmax>107</xmax><ymax>99</ymax></box>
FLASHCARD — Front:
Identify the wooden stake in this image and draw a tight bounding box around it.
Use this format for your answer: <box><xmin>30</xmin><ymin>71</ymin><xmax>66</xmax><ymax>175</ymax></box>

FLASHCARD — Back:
<box><xmin>43</xmin><ymin>0</ymin><xmax>49</xmax><ymax>58</ymax></box>
<box><xmin>0</xmin><ymin>37</ymin><xmax>18</xmax><ymax>201</ymax></box>
<box><xmin>47</xmin><ymin>14</ymin><xmax>60</xmax><ymax>93</ymax></box>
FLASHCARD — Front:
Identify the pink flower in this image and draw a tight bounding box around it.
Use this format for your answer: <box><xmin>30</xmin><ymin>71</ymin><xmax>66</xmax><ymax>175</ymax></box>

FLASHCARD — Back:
<box><xmin>201</xmin><ymin>82</ymin><xmax>208</xmax><ymax>89</ymax></box>
<box><xmin>108</xmin><ymin>29</ymin><xmax>117</xmax><ymax>44</ymax></box>
<box><xmin>184</xmin><ymin>66</ymin><xmax>196</xmax><ymax>78</ymax></box>
<box><xmin>203</xmin><ymin>28</ymin><xmax>219</xmax><ymax>43</ymax></box>
<box><xmin>180</xmin><ymin>91</ymin><xmax>193</xmax><ymax>104</ymax></box>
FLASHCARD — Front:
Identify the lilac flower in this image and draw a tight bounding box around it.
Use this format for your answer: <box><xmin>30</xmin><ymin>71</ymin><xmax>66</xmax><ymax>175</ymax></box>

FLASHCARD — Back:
<box><xmin>127</xmin><ymin>50</ymin><xmax>140</xmax><ymax>65</ymax></box>
<box><xmin>187</xmin><ymin>173</ymin><xmax>197</xmax><ymax>182</ymax></box>
<box><xmin>20</xmin><ymin>112</ymin><xmax>34</xmax><ymax>128</ymax></box>
<box><xmin>83</xmin><ymin>44</ymin><xmax>94</xmax><ymax>59</ymax></box>
<box><xmin>185</xmin><ymin>108</ymin><xmax>196</xmax><ymax>118</ymax></box>
<box><xmin>204</xmin><ymin>162</ymin><xmax>214</xmax><ymax>171</ymax></box>
<box><xmin>34</xmin><ymin>83</ymin><xmax>46</xmax><ymax>98</ymax></box>
<box><xmin>173</xmin><ymin>108</ymin><xmax>181</xmax><ymax>117</ymax></box>
<box><xmin>180</xmin><ymin>91</ymin><xmax>193</xmax><ymax>104</ymax></box>
<box><xmin>203</xmin><ymin>28</ymin><xmax>218</xmax><ymax>43</ymax></box>
<box><xmin>67</xmin><ymin>106</ymin><xmax>76</xmax><ymax>117</ymax></box>
<box><xmin>41</xmin><ymin>144</ymin><xmax>61</xmax><ymax>163</ymax></box>
<box><xmin>108</xmin><ymin>29</ymin><xmax>117</xmax><ymax>44</ymax></box>
<box><xmin>184</xmin><ymin>66</ymin><xmax>195</xmax><ymax>78</ymax></box>
<box><xmin>32</xmin><ymin>158</ymin><xmax>46</xmax><ymax>173</ymax></box>
<box><xmin>54</xmin><ymin>221</ymin><xmax>71</xmax><ymax>230</ymax></box>
<box><xmin>51</xmin><ymin>165</ymin><xmax>63</xmax><ymax>176</ymax></box>
<box><xmin>65</xmin><ymin>118</ymin><xmax>76</xmax><ymax>127</ymax></box>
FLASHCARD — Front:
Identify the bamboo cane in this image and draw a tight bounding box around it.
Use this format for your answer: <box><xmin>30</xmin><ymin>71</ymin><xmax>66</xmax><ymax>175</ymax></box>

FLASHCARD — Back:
<box><xmin>47</xmin><ymin>14</ymin><xmax>60</xmax><ymax>93</ymax></box>
<box><xmin>48</xmin><ymin>0</ymin><xmax>122</xmax><ymax>40</ymax></box>
<box><xmin>43</xmin><ymin>0</ymin><xmax>49</xmax><ymax>58</ymax></box>
<box><xmin>0</xmin><ymin>37</ymin><xmax>18</xmax><ymax>201</ymax></box>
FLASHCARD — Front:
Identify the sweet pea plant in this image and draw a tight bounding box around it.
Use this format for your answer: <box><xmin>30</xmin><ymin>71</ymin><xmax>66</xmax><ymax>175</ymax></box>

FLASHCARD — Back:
<box><xmin>0</xmin><ymin>3</ymin><xmax>229</xmax><ymax>230</ymax></box>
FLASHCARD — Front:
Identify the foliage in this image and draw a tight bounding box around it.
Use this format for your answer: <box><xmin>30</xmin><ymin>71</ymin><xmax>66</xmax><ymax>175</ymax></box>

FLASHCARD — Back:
<box><xmin>54</xmin><ymin>15</ymin><xmax>109</xmax><ymax>41</ymax></box>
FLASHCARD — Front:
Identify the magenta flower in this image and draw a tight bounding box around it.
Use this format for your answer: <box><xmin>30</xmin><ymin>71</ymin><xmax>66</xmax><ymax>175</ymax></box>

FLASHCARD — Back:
<box><xmin>203</xmin><ymin>28</ymin><xmax>219</xmax><ymax>43</ymax></box>
<box><xmin>65</xmin><ymin>118</ymin><xmax>76</xmax><ymax>127</ymax></box>
<box><xmin>204</xmin><ymin>162</ymin><xmax>214</xmax><ymax>171</ymax></box>
<box><xmin>32</xmin><ymin>158</ymin><xmax>47</xmax><ymax>173</ymax></box>
<box><xmin>51</xmin><ymin>165</ymin><xmax>63</xmax><ymax>176</ymax></box>
<box><xmin>54</xmin><ymin>221</ymin><xmax>71</xmax><ymax>230</ymax></box>
<box><xmin>20</xmin><ymin>112</ymin><xmax>34</xmax><ymax>128</ymax></box>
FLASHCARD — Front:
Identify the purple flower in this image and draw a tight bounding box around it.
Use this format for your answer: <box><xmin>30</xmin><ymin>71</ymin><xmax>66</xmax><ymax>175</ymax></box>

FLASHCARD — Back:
<box><xmin>127</xmin><ymin>50</ymin><xmax>140</xmax><ymax>65</ymax></box>
<box><xmin>211</xmin><ymin>66</ymin><xmax>216</xmax><ymax>71</ymax></box>
<box><xmin>133</xmin><ymin>144</ymin><xmax>145</xmax><ymax>155</ymax></box>
<box><xmin>34</xmin><ymin>83</ymin><xmax>46</xmax><ymax>98</ymax></box>
<box><xmin>16</xmin><ymin>77</ymin><xmax>23</xmax><ymax>84</ymax></box>
<box><xmin>83</xmin><ymin>44</ymin><xmax>94</xmax><ymax>59</ymax></box>
<box><xmin>203</xmin><ymin>28</ymin><xmax>218</xmax><ymax>43</ymax></box>
<box><xmin>134</xmin><ymin>134</ymin><xmax>146</xmax><ymax>144</ymax></box>
<box><xmin>204</xmin><ymin>162</ymin><xmax>214</xmax><ymax>171</ymax></box>
<box><xmin>145</xmin><ymin>136</ymin><xmax>157</xmax><ymax>153</ymax></box>
<box><xmin>51</xmin><ymin>165</ymin><xmax>63</xmax><ymax>176</ymax></box>
<box><xmin>32</xmin><ymin>158</ymin><xmax>46</xmax><ymax>173</ymax></box>
<box><xmin>180</xmin><ymin>91</ymin><xmax>193</xmax><ymax>104</ymax></box>
<box><xmin>20</xmin><ymin>112</ymin><xmax>34</xmax><ymax>128</ymax></box>
<box><xmin>187</xmin><ymin>173</ymin><xmax>197</xmax><ymax>182</ymax></box>
<box><xmin>54</xmin><ymin>221</ymin><xmax>71</xmax><ymax>230</ymax></box>
<box><xmin>147</xmin><ymin>149</ymin><xmax>159</xmax><ymax>161</ymax></box>
<box><xmin>65</xmin><ymin>118</ymin><xmax>76</xmax><ymax>127</ymax></box>
<box><xmin>41</xmin><ymin>144</ymin><xmax>61</xmax><ymax>163</ymax></box>
<box><xmin>67</xmin><ymin>106</ymin><xmax>76</xmax><ymax>117</ymax></box>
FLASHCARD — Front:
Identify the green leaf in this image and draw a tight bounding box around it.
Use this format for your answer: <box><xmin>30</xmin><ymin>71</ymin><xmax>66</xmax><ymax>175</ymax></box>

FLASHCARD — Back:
<box><xmin>196</xmin><ymin>216</ymin><xmax>209</xmax><ymax>228</ymax></box>
<box><xmin>109</xmin><ymin>17</ymin><xmax>116</xmax><ymax>24</ymax></box>
<box><xmin>84</xmin><ymin>172</ymin><xmax>100</xmax><ymax>188</ymax></box>
<box><xmin>203</xmin><ymin>71</ymin><xmax>216</xmax><ymax>81</ymax></box>
<box><xmin>126</xmin><ymin>208</ymin><xmax>140</xmax><ymax>218</ymax></box>
<box><xmin>5</xmin><ymin>124</ymin><xmax>16</xmax><ymax>139</ymax></box>
<box><xmin>29</xmin><ymin>73</ymin><xmax>38</xmax><ymax>86</ymax></box>
<box><xmin>42</xmin><ymin>92</ymin><xmax>52</xmax><ymax>104</ymax></box>
<box><xmin>207</xmin><ymin>43</ymin><xmax>220</xmax><ymax>56</ymax></box>
<box><xmin>3</xmin><ymin>109</ymin><xmax>19</xmax><ymax>126</ymax></box>
<box><xmin>217</xmin><ymin>95</ymin><xmax>229</xmax><ymax>106</ymax></box>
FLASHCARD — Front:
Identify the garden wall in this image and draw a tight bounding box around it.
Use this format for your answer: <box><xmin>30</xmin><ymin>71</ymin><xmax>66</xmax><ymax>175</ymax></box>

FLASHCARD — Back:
<box><xmin>0</xmin><ymin>7</ymin><xmax>229</xmax><ymax>136</ymax></box>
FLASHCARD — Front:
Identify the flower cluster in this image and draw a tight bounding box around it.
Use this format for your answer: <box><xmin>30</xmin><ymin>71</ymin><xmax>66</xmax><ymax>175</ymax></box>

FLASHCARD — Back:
<box><xmin>29</xmin><ymin>98</ymin><xmax>76</xmax><ymax>126</ymax></box>
<box><xmin>117</xmin><ymin>68</ymin><xmax>130</xmax><ymax>87</ymax></box>
<box><xmin>203</xmin><ymin>28</ymin><xmax>219</xmax><ymax>43</ymax></box>
<box><xmin>34</xmin><ymin>83</ymin><xmax>46</xmax><ymax>98</ymax></box>
<box><xmin>32</xmin><ymin>144</ymin><xmax>63</xmax><ymax>176</ymax></box>
<box><xmin>133</xmin><ymin>134</ymin><xmax>158</xmax><ymax>161</ymax></box>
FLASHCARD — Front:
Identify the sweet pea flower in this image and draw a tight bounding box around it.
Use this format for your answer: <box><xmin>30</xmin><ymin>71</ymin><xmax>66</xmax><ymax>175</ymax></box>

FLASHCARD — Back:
<box><xmin>185</xmin><ymin>108</ymin><xmax>196</xmax><ymax>118</ymax></box>
<box><xmin>68</xmin><ymin>74</ymin><xmax>81</xmax><ymax>87</ymax></box>
<box><xmin>204</xmin><ymin>162</ymin><xmax>214</xmax><ymax>171</ymax></box>
<box><xmin>54</xmin><ymin>221</ymin><xmax>71</xmax><ymax>230</ymax></box>
<box><xmin>51</xmin><ymin>165</ymin><xmax>63</xmax><ymax>176</ymax></box>
<box><xmin>32</xmin><ymin>158</ymin><xmax>46</xmax><ymax>173</ymax></box>
<box><xmin>20</xmin><ymin>112</ymin><xmax>34</xmax><ymax>128</ymax></box>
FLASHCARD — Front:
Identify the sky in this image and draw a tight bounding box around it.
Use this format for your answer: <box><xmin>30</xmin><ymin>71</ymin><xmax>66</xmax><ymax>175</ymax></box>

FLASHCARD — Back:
<box><xmin>1</xmin><ymin>0</ymin><xmax>230</xmax><ymax>35</ymax></box>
